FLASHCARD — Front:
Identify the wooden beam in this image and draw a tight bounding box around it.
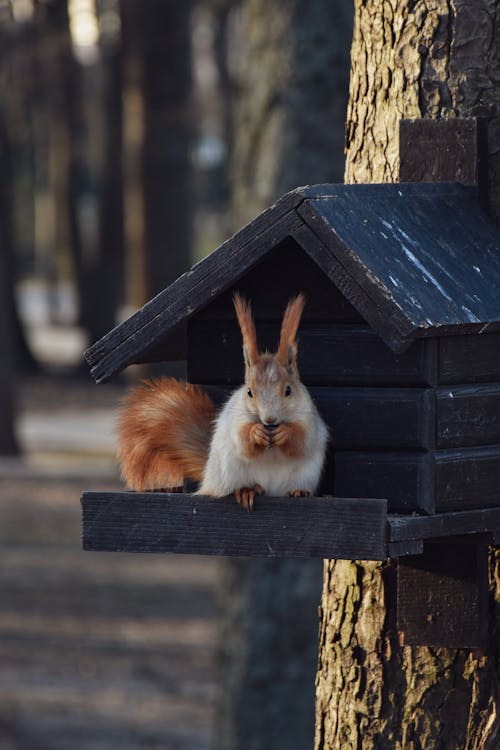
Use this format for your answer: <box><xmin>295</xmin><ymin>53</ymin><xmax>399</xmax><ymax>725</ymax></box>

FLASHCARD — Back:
<box><xmin>394</xmin><ymin>118</ymin><xmax>493</xmax><ymax>649</ymax></box>
<box><xmin>399</xmin><ymin>117</ymin><xmax>487</xmax><ymax>191</ymax></box>
<box><xmin>188</xmin><ymin>320</ymin><xmax>438</xmax><ymax>387</ymax></box>
<box><xmin>437</xmin><ymin>382</ymin><xmax>500</xmax><ymax>448</ymax></box>
<box><xmin>388</xmin><ymin>507</ymin><xmax>500</xmax><ymax>543</ymax></box>
<box><xmin>81</xmin><ymin>492</ymin><xmax>388</xmax><ymax>560</ymax></box>
<box><xmin>439</xmin><ymin>333</ymin><xmax>500</xmax><ymax>384</ymax></box>
<box><xmin>335</xmin><ymin>451</ymin><xmax>435</xmax><ymax>514</ymax></box>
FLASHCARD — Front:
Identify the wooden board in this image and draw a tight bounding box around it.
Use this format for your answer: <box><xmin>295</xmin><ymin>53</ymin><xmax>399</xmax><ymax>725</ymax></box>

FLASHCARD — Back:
<box><xmin>399</xmin><ymin>117</ymin><xmax>486</xmax><ymax>189</ymax></box>
<box><xmin>335</xmin><ymin>451</ymin><xmax>434</xmax><ymax>513</ymax></box>
<box><xmin>437</xmin><ymin>382</ymin><xmax>500</xmax><ymax>448</ymax></box>
<box><xmin>81</xmin><ymin>491</ymin><xmax>500</xmax><ymax>561</ymax></box>
<box><xmin>387</xmin><ymin>506</ymin><xmax>500</xmax><ymax>543</ymax></box>
<box><xmin>435</xmin><ymin>445</ymin><xmax>500</xmax><ymax>511</ymax></box>
<box><xmin>298</xmin><ymin>183</ymin><xmax>500</xmax><ymax>347</ymax></box>
<box><xmin>315</xmin><ymin>387</ymin><xmax>433</xmax><ymax>450</ymax></box>
<box><xmin>188</xmin><ymin>320</ymin><xmax>438</xmax><ymax>386</ymax></box>
<box><xmin>336</xmin><ymin>444</ymin><xmax>500</xmax><ymax>514</ymax></box>
<box><xmin>185</xmin><ymin>380</ymin><xmax>433</xmax><ymax>451</ymax></box>
<box><xmin>439</xmin><ymin>332</ymin><xmax>500</xmax><ymax>384</ymax></box>
<box><xmin>397</xmin><ymin>542</ymin><xmax>488</xmax><ymax>648</ymax></box>
<box><xmin>81</xmin><ymin>492</ymin><xmax>388</xmax><ymax>560</ymax></box>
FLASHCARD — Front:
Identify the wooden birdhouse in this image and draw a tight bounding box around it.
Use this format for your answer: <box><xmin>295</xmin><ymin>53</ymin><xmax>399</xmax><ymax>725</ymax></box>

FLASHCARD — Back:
<box><xmin>82</xmin><ymin>119</ymin><xmax>500</xmax><ymax>647</ymax></box>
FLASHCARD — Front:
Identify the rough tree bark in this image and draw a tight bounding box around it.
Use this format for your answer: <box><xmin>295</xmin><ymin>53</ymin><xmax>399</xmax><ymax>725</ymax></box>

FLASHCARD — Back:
<box><xmin>213</xmin><ymin>2</ymin><xmax>352</xmax><ymax>749</ymax></box>
<box><xmin>315</xmin><ymin>3</ymin><xmax>500</xmax><ymax>749</ymax></box>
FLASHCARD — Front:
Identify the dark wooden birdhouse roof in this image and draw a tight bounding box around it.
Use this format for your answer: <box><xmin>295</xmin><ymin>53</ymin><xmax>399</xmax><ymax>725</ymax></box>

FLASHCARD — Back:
<box><xmin>85</xmin><ymin>182</ymin><xmax>500</xmax><ymax>383</ymax></box>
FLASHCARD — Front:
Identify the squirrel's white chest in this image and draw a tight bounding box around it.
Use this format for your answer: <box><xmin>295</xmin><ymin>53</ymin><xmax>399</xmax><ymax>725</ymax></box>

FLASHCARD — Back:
<box><xmin>207</xmin><ymin>422</ymin><xmax>323</xmax><ymax>496</ymax></box>
<box><xmin>198</xmin><ymin>389</ymin><xmax>327</xmax><ymax>497</ymax></box>
<box><xmin>245</xmin><ymin>448</ymin><xmax>308</xmax><ymax>495</ymax></box>
<box><xmin>202</xmin><ymin>425</ymin><xmax>295</xmax><ymax>494</ymax></box>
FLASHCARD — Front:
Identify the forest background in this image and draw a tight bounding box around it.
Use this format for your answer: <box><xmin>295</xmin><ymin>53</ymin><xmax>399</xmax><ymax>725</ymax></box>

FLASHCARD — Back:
<box><xmin>0</xmin><ymin>1</ymin><xmax>351</xmax><ymax>748</ymax></box>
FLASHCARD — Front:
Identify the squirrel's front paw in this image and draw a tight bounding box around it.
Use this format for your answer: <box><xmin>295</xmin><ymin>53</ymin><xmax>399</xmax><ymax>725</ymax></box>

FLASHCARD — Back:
<box><xmin>234</xmin><ymin>484</ymin><xmax>265</xmax><ymax>511</ymax></box>
<box><xmin>270</xmin><ymin>423</ymin><xmax>290</xmax><ymax>447</ymax></box>
<box><xmin>249</xmin><ymin>423</ymin><xmax>271</xmax><ymax>449</ymax></box>
<box><xmin>240</xmin><ymin>422</ymin><xmax>271</xmax><ymax>457</ymax></box>
<box><xmin>288</xmin><ymin>489</ymin><xmax>312</xmax><ymax>497</ymax></box>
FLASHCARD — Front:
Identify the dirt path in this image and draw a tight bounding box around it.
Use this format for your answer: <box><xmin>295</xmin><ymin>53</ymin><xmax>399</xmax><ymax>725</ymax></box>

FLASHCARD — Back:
<box><xmin>0</xmin><ymin>379</ymin><xmax>220</xmax><ymax>750</ymax></box>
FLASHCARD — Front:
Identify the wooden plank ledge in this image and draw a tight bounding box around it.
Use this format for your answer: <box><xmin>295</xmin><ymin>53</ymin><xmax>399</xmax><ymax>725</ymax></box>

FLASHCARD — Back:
<box><xmin>81</xmin><ymin>492</ymin><xmax>500</xmax><ymax>560</ymax></box>
<box><xmin>81</xmin><ymin>492</ymin><xmax>388</xmax><ymax>560</ymax></box>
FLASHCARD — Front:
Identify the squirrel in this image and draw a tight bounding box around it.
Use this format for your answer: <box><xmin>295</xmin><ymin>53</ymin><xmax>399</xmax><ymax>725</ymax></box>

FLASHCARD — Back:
<box><xmin>116</xmin><ymin>293</ymin><xmax>328</xmax><ymax>510</ymax></box>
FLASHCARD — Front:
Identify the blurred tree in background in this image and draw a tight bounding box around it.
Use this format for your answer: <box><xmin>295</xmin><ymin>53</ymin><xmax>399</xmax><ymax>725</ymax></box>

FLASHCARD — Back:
<box><xmin>0</xmin><ymin>106</ymin><xmax>18</xmax><ymax>453</ymax></box>
<box><xmin>0</xmin><ymin>0</ymin><xmax>206</xmax><ymax>445</ymax></box>
<box><xmin>0</xmin><ymin>0</ymin><xmax>199</xmax><ymax>355</ymax></box>
<box><xmin>138</xmin><ymin>0</ymin><xmax>193</xmax><ymax>300</ymax></box>
<box><xmin>0</xmin><ymin>1</ymin><xmax>353</xmax><ymax>745</ymax></box>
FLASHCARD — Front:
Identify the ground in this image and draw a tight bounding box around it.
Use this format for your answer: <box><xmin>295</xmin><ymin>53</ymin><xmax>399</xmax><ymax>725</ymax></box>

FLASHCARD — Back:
<box><xmin>0</xmin><ymin>375</ymin><xmax>220</xmax><ymax>750</ymax></box>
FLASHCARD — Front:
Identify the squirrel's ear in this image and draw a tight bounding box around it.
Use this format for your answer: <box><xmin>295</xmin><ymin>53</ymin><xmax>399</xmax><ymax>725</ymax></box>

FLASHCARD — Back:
<box><xmin>233</xmin><ymin>292</ymin><xmax>259</xmax><ymax>370</ymax></box>
<box><xmin>277</xmin><ymin>293</ymin><xmax>306</xmax><ymax>371</ymax></box>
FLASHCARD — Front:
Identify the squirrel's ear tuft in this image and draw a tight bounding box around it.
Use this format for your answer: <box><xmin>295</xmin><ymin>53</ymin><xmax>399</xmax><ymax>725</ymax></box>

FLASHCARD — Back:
<box><xmin>277</xmin><ymin>294</ymin><xmax>306</xmax><ymax>370</ymax></box>
<box><xmin>233</xmin><ymin>292</ymin><xmax>259</xmax><ymax>369</ymax></box>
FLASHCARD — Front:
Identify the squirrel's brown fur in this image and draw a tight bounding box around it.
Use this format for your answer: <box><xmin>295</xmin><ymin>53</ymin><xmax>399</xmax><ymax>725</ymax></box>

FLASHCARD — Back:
<box><xmin>116</xmin><ymin>378</ymin><xmax>215</xmax><ymax>491</ymax></box>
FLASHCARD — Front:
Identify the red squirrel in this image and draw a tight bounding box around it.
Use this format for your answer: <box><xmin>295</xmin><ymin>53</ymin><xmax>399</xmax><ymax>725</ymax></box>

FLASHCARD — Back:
<box><xmin>116</xmin><ymin>293</ymin><xmax>328</xmax><ymax>510</ymax></box>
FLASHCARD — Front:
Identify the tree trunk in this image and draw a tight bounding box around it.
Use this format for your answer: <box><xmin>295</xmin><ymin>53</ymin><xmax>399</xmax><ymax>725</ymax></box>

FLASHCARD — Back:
<box><xmin>2</xmin><ymin>9</ymin><xmax>39</xmax><ymax>374</ymax></box>
<box><xmin>37</xmin><ymin>0</ymin><xmax>84</xmax><ymax>321</ymax></box>
<box><xmin>315</xmin><ymin>3</ymin><xmax>500</xmax><ymax>748</ymax></box>
<box><xmin>79</xmin><ymin>0</ymin><xmax>125</xmax><ymax>342</ymax></box>
<box><xmin>139</xmin><ymin>0</ymin><xmax>193</xmax><ymax>299</ymax></box>
<box><xmin>231</xmin><ymin>0</ymin><xmax>352</xmax><ymax>226</ymax></box>
<box><xmin>0</xmin><ymin>111</ymin><xmax>19</xmax><ymax>455</ymax></box>
<box><xmin>213</xmin><ymin>2</ymin><xmax>352</xmax><ymax>749</ymax></box>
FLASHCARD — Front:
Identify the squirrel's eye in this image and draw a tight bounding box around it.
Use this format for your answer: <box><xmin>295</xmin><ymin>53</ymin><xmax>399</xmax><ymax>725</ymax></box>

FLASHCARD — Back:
<box><xmin>247</xmin><ymin>388</ymin><xmax>253</xmax><ymax>398</ymax></box>
<box><xmin>285</xmin><ymin>385</ymin><xmax>292</xmax><ymax>397</ymax></box>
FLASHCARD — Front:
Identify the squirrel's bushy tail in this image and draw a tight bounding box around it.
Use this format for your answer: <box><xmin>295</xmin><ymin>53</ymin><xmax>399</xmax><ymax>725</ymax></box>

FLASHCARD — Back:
<box><xmin>116</xmin><ymin>378</ymin><xmax>215</xmax><ymax>491</ymax></box>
